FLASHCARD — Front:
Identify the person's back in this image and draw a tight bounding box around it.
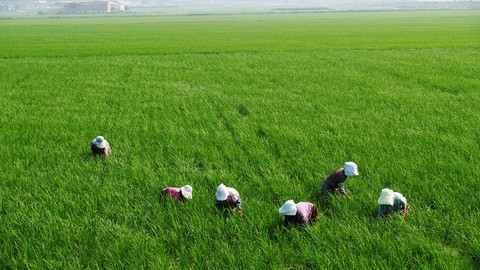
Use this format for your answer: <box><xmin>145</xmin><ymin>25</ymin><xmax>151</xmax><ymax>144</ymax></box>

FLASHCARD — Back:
<box><xmin>215</xmin><ymin>183</ymin><xmax>242</xmax><ymax>217</ymax></box>
<box><xmin>161</xmin><ymin>187</ymin><xmax>182</xmax><ymax>200</ymax></box>
<box><xmin>323</xmin><ymin>168</ymin><xmax>347</xmax><ymax>194</ymax></box>
<box><xmin>321</xmin><ymin>162</ymin><xmax>358</xmax><ymax>196</ymax></box>
<box><xmin>279</xmin><ymin>200</ymin><xmax>318</xmax><ymax>226</ymax></box>
<box><xmin>159</xmin><ymin>185</ymin><xmax>193</xmax><ymax>202</ymax></box>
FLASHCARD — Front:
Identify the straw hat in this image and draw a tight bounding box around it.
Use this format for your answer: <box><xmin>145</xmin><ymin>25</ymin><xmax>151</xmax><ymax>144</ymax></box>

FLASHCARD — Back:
<box><xmin>344</xmin><ymin>162</ymin><xmax>359</xmax><ymax>176</ymax></box>
<box><xmin>181</xmin><ymin>185</ymin><xmax>193</xmax><ymax>200</ymax></box>
<box><xmin>378</xmin><ymin>188</ymin><xmax>394</xmax><ymax>206</ymax></box>
<box><xmin>215</xmin><ymin>183</ymin><xmax>228</xmax><ymax>201</ymax></box>
<box><xmin>278</xmin><ymin>200</ymin><xmax>297</xmax><ymax>216</ymax></box>
<box><xmin>92</xmin><ymin>136</ymin><xmax>107</xmax><ymax>148</ymax></box>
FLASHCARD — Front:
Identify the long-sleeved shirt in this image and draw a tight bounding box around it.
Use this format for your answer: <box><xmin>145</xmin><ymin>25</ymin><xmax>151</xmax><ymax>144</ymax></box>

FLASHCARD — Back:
<box><xmin>324</xmin><ymin>168</ymin><xmax>348</xmax><ymax>194</ymax></box>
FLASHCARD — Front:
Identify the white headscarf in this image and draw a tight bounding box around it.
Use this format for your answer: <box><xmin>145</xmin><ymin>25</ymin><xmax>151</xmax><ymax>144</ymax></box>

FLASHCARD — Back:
<box><xmin>393</xmin><ymin>192</ymin><xmax>407</xmax><ymax>204</ymax></box>
<box><xmin>278</xmin><ymin>200</ymin><xmax>297</xmax><ymax>216</ymax></box>
<box><xmin>92</xmin><ymin>136</ymin><xmax>107</xmax><ymax>148</ymax></box>
<box><xmin>215</xmin><ymin>183</ymin><xmax>229</xmax><ymax>201</ymax></box>
<box><xmin>378</xmin><ymin>188</ymin><xmax>394</xmax><ymax>206</ymax></box>
<box><xmin>344</xmin><ymin>162</ymin><xmax>359</xmax><ymax>176</ymax></box>
<box><xmin>181</xmin><ymin>185</ymin><xmax>193</xmax><ymax>200</ymax></box>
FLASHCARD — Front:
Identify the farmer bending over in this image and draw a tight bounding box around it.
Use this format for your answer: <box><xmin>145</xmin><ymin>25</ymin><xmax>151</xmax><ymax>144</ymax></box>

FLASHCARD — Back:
<box><xmin>377</xmin><ymin>188</ymin><xmax>409</xmax><ymax>217</ymax></box>
<box><xmin>91</xmin><ymin>136</ymin><xmax>112</xmax><ymax>157</ymax></box>
<box><xmin>215</xmin><ymin>183</ymin><xmax>242</xmax><ymax>217</ymax></box>
<box><xmin>321</xmin><ymin>161</ymin><xmax>359</xmax><ymax>197</ymax></box>
<box><xmin>278</xmin><ymin>200</ymin><xmax>318</xmax><ymax>227</ymax></box>
<box><xmin>159</xmin><ymin>185</ymin><xmax>193</xmax><ymax>202</ymax></box>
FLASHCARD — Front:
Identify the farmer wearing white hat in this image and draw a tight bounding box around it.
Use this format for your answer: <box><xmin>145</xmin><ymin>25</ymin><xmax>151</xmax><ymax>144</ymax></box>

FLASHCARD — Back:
<box><xmin>159</xmin><ymin>185</ymin><xmax>193</xmax><ymax>202</ymax></box>
<box><xmin>215</xmin><ymin>183</ymin><xmax>242</xmax><ymax>217</ymax></box>
<box><xmin>278</xmin><ymin>200</ymin><xmax>318</xmax><ymax>226</ymax></box>
<box><xmin>91</xmin><ymin>136</ymin><xmax>112</xmax><ymax>157</ymax></box>
<box><xmin>321</xmin><ymin>161</ymin><xmax>359</xmax><ymax>196</ymax></box>
<box><xmin>377</xmin><ymin>188</ymin><xmax>409</xmax><ymax>217</ymax></box>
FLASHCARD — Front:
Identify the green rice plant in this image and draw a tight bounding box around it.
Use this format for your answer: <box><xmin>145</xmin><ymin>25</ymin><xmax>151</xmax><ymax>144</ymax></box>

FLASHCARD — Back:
<box><xmin>0</xmin><ymin>10</ymin><xmax>479</xmax><ymax>269</ymax></box>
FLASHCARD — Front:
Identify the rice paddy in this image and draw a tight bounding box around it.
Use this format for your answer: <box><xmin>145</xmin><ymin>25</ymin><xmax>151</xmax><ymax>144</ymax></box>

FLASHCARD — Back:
<box><xmin>0</xmin><ymin>10</ymin><xmax>479</xmax><ymax>269</ymax></box>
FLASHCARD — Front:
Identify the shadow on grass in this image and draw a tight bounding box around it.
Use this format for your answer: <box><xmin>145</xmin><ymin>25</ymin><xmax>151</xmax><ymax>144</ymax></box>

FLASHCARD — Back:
<box><xmin>265</xmin><ymin>217</ymin><xmax>316</xmax><ymax>244</ymax></box>
<box><xmin>219</xmin><ymin>208</ymin><xmax>243</xmax><ymax>221</ymax></box>
<box><xmin>265</xmin><ymin>219</ymin><xmax>290</xmax><ymax>243</ymax></box>
<box><xmin>311</xmin><ymin>190</ymin><xmax>335</xmax><ymax>217</ymax></box>
<box><xmin>307</xmin><ymin>182</ymin><xmax>336</xmax><ymax>217</ymax></box>
<box><xmin>370</xmin><ymin>209</ymin><xmax>381</xmax><ymax>219</ymax></box>
<box><xmin>79</xmin><ymin>152</ymin><xmax>94</xmax><ymax>161</ymax></box>
<box><xmin>469</xmin><ymin>251</ymin><xmax>480</xmax><ymax>269</ymax></box>
<box><xmin>79</xmin><ymin>151</ymin><xmax>110</xmax><ymax>162</ymax></box>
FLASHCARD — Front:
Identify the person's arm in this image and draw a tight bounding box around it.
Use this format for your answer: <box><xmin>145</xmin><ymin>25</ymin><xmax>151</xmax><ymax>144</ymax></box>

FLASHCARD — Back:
<box><xmin>378</xmin><ymin>205</ymin><xmax>391</xmax><ymax>217</ymax></box>
<box><xmin>284</xmin><ymin>216</ymin><xmax>295</xmax><ymax>227</ymax></box>
<box><xmin>91</xmin><ymin>144</ymin><xmax>96</xmax><ymax>155</ymax></box>
<box><xmin>401</xmin><ymin>203</ymin><xmax>409</xmax><ymax>217</ymax></box>
<box><xmin>310</xmin><ymin>205</ymin><xmax>319</xmax><ymax>222</ymax></box>
<box><xmin>104</xmin><ymin>145</ymin><xmax>111</xmax><ymax>156</ymax></box>
<box><xmin>393</xmin><ymin>193</ymin><xmax>408</xmax><ymax>217</ymax></box>
<box><xmin>377</xmin><ymin>206</ymin><xmax>384</xmax><ymax>217</ymax></box>
<box><xmin>337</xmin><ymin>182</ymin><xmax>347</xmax><ymax>196</ymax></box>
<box><xmin>284</xmin><ymin>217</ymin><xmax>290</xmax><ymax>227</ymax></box>
<box><xmin>233</xmin><ymin>197</ymin><xmax>243</xmax><ymax>217</ymax></box>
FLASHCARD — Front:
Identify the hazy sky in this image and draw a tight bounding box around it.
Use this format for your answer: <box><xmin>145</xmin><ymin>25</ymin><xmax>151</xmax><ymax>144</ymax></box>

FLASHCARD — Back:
<box><xmin>2</xmin><ymin>0</ymin><xmax>478</xmax><ymax>11</ymax></box>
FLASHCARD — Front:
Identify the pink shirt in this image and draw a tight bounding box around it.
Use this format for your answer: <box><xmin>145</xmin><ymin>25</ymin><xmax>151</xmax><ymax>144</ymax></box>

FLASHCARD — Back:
<box><xmin>283</xmin><ymin>202</ymin><xmax>318</xmax><ymax>225</ymax></box>
<box><xmin>295</xmin><ymin>202</ymin><xmax>317</xmax><ymax>223</ymax></box>
<box><xmin>226</xmin><ymin>187</ymin><xmax>240</xmax><ymax>203</ymax></box>
<box><xmin>163</xmin><ymin>187</ymin><xmax>182</xmax><ymax>200</ymax></box>
<box><xmin>215</xmin><ymin>187</ymin><xmax>241</xmax><ymax>208</ymax></box>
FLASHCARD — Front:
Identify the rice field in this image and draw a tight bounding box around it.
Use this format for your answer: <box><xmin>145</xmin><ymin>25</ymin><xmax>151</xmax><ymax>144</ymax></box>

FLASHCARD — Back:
<box><xmin>0</xmin><ymin>10</ymin><xmax>479</xmax><ymax>269</ymax></box>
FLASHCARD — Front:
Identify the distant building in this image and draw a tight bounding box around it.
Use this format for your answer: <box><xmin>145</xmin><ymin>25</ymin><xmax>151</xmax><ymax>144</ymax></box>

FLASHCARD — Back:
<box><xmin>63</xmin><ymin>1</ymin><xmax>125</xmax><ymax>13</ymax></box>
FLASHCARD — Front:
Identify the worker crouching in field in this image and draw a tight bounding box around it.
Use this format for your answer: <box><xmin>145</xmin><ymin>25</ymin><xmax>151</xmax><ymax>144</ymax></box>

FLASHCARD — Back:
<box><xmin>215</xmin><ymin>183</ymin><xmax>243</xmax><ymax>218</ymax></box>
<box><xmin>159</xmin><ymin>185</ymin><xmax>193</xmax><ymax>202</ymax></box>
<box><xmin>91</xmin><ymin>136</ymin><xmax>112</xmax><ymax>157</ymax></box>
<box><xmin>377</xmin><ymin>188</ymin><xmax>409</xmax><ymax>218</ymax></box>
<box><xmin>321</xmin><ymin>162</ymin><xmax>359</xmax><ymax>197</ymax></box>
<box><xmin>279</xmin><ymin>200</ymin><xmax>319</xmax><ymax>227</ymax></box>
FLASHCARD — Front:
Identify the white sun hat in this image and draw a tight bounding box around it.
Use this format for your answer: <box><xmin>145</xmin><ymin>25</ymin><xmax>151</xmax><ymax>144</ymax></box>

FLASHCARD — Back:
<box><xmin>93</xmin><ymin>136</ymin><xmax>107</xmax><ymax>148</ymax></box>
<box><xmin>278</xmin><ymin>200</ymin><xmax>297</xmax><ymax>216</ymax></box>
<box><xmin>181</xmin><ymin>185</ymin><xmax>193</xmax><ymax>200</ymax></box>
<box><xmin>215</xmin><ymin>183</ymin><xmax>229</xmax><ymax>201</ymax></box>
<box><xmin>344</xmin><ymin>162</ymin><xmax>359</xmax><ymax>176</ymax></box>
<box><xmin>378</xmin><ymin>188</ymin><xmax>394</xmax><ymax>206</ymax></box>
<box><xmin>393</xmin><ymin>192</ymin><xmax>407</xmax><ymax>204</ymax></box>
